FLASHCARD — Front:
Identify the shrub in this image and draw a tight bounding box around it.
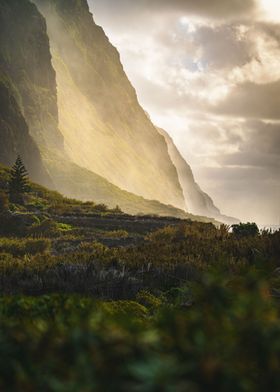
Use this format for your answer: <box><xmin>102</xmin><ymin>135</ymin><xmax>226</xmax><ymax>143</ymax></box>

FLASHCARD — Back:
<box><xmin>101</xmin><ymin>300</ymin><xmax>148</xmax><ymax>319</ymax></box>
<box><xmin>0</xmin><ymin>238</ymin><xmax>51</xmax><ymax>256</ymax></box>
<box><xmin>0</xmin><ymin>275</ymin><xmax>280</xmax><ymax>392</ymax></box>
<box><xmin>112</xmin><ymin>205</ymin><xmax>123</xmax><ymax>214</ymax></box>
<box><xmin>232</xmin><ymin>222</ymin><xmax>259</xmax><ymax>237</ymax></box>
<box><xmin>56</xmin><ymin>223</ymin><xmax>73</xmax><ymax>232</ymax></box>
<box><xmin>93</xmin><ymin>204</ymin><xmax>108</xmax><ymax>213</ymax></box>
<box><xmin>136</xmin><ymin>290</ymin><xmax>163</xmax><ymax>311</ymax></box>
<box><xmin>104</xmin><ymin>230</ymin><xmax>129</xmax><ymax>239</ymax></box>
<box><xmin>0</xmin><ymin>192</ymin><xmax>9</xmax><ymax>213</ymax></box>
<box><xmin>29</xmin><ymin>219</ymin><xmax>59</xmax><ymax>237</ymax></box>
<box><xmin>24</xmin><ymin>239</ymin><xmax>51</xmax><ymax>255</ymax></box>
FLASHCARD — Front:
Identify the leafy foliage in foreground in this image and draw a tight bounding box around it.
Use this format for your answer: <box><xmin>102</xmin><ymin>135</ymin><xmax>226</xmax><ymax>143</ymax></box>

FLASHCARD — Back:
<box><xmin>0</xmin><ymin>269</ymin><xmax>280</xmax><ymax>392</ymax></box>
<box><xmin>0</xmin><ymin>163</ymin><xmax>279</xmax><ymax>390</ymax></box>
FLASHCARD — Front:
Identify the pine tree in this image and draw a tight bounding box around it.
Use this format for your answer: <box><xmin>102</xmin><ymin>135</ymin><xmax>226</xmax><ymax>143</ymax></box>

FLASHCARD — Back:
<box><xmin>9</xmin><ymin>156</ymin><xmax>30</xmax><ymax>204</ymax></box>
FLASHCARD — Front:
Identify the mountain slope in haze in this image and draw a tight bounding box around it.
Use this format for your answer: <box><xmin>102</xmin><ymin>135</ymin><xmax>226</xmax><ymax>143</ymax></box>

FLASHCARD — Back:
<box><xmin>0</xmin><ymin>81</ymin><xmax>53</xmax><ymax>187</ymax></box>
<box><xmin>0</xmin><ymin>0</ymin><xmax>64</xmax><ymax>153</ymax></box>
<box><xmin>158</xmin><ymin>128</ymin><xmax>239</xmax><ymax>224</ymax></box>
<box><xmin>33</xmin><ymin>0</ymin><xmax>186</xmax><ymax>211</ymax></box>
<box><xmin>0</xmin><ymin>0</ymin><xmax>227</xmax><ymax>223</ymax></box>
<box><xmin>0</xmin><ymin>0</ymin><xmax>200</xmax><ymax>220</ymax></box>
<box><xmin>45</xmin><ymin>157</ymin><xmax>217</xmax><ymax>222</ymax></box>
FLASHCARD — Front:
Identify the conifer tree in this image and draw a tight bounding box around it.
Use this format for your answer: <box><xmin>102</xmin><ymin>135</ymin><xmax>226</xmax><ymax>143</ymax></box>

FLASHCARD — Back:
<box><xmin>9</xmin><ymin>156</ymin><xmax>30</xmax><ymax>204</ymax></box>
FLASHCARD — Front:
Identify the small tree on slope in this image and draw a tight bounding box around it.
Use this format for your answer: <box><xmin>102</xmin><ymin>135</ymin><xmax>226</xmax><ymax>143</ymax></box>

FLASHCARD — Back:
<box><xmin>9</xmin><ymin>156</ymin><xmax>30</xmax><ymax>204</ymax></box>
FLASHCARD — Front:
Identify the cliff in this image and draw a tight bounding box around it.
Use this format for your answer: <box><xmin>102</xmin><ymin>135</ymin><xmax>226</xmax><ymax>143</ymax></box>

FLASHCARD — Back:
<box><xmin>158</xmin><ymin>128</ymin><xmax>239</xmax><ymax>224</ymax></box>
<box><xmin>0</xmin><ymin>0</ymin><xmax>189</xmax><ymax>218</ymax></box>
<box><xmin>0</xmin><ymin>0</ymin><xmax>228</xmax><ymax>223</ymax></box>
<box><xmin>0</xmin><ymin>0</ymin><xmax>64</xmax><ymax>153</ymax></box>
<box><xmin>33</xmin><ymin>0</ymin><xmax>186</xmax><ymax>211</ymax></box>
<box><xmin>0</xmin><ymin>81</ymin><xmax>52</xmax><ymax>187</ymax></box>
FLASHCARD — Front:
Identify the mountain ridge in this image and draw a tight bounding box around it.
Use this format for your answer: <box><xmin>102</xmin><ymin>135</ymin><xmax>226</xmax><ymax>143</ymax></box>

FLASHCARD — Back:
<box><xmin>158</xmin><ymin>128</ymin><xmax>238</xmax><ymax>224</ymax></box>
<box><xmin>0</xmin><ymin>81</ymin><xmax>53</xmax><ymax>188</ymax></box>
<box><xmin>33</xmin><ymin>0</ymin><xmax>187</xmax><ymax>211</ymax></box>
<box><xmin>0</xmin><ymin>0</ymin><xmax>235</xmax><ymax>224</ymax></box>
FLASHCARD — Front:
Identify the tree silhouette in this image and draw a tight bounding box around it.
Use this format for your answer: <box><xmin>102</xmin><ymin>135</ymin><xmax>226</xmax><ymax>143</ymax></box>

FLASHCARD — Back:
<box><xmin>232</xmin><ymin>222</ymin><xmax>259</xmax><ymax>237</ymax></box>
<box><xmin>9</xmin><ymin>156</ymin><xmax>30</xmax><ymax>204</ymax></box>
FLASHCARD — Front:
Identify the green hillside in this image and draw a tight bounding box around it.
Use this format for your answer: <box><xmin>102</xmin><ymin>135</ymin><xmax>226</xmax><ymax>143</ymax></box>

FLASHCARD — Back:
<box><xmin>0</xmin><ymin>162</ymin><xmax>218</xmax><ymax>224</ymax></box>
<box><xmin>0</xmin><ymin>160</ymin><xmax>279</xmax><ymax>390</ymax></box>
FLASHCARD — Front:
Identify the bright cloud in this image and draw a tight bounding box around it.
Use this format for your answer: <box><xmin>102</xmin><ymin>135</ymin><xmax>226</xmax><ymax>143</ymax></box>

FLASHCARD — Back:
<box><xmin>90</xmin><ymin>0</ymin><xmax>280</xmax><ymax>225</ymax></box>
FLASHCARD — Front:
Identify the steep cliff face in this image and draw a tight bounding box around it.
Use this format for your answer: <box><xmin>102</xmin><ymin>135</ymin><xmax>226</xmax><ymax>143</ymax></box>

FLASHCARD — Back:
<box><xmin>0</xmin><ymin>0</ymin><xmax>64</xmax><ymax>153</ymax></box>
<box><xmin>158</xmin><ymin>129</ymin><xmax>239</xmax><ymax>224</ymax></box>
<box><xmin>33</xmin><ymin>0</ymin><xmax>186</xmax><ymax>211</ymax></box>
<box><xmin>46</xmin><ymin>156</ymin><xmax>212</xmax><ymax>221</ymax></box>
<box><xmin>0</xmin><ymin>0</ymin><xmax>192</xmax><ymax>218</ymax></box>
<box><xmin>0</xmin><ymin>82</ymin><xmax>52</xmax><ymax>187</ymax></box>
<box><xmin>0</xmin><ymin>0</ymin><xmax>226</xmax><ymax>222</ymax></box>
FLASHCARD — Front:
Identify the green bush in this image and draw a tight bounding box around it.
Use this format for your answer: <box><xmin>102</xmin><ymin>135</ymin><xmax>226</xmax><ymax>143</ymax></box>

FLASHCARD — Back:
<box><xmin>28</xmin><ymin>219</ymin><xmax>73</xmax><ymax>237</ymax></box>
<box><xmin>56</xmin><ymin>223</ymin><xmax>73</xmax><ymax>232</ymax></box>
<box><xmin>232</xmin><ymin>222</ymin><xmax>259</xmax><ymax>237</ymax></box>
<box><xmin>0</xmin><ymin>238</ymin><xmax>51</xmax><ymax>257</ymax></box>
<box><xmin>0</xmin><ymin>191</ymin><xmax>9</xmax><ymax>213</ymax></box>
<box><xmin>104</xmin><ymin>230</ymin><xmax>129</xmax><ymax>239</ymax></box>
<box><xmin>93</xmin><ymin>203</ymin><xmax>109</xmax><ymax>213</ymax></box>
<box><xmin>0</xmin><ymin>273</ymin><xmax>280</xmax><ymax>391</ymax></box>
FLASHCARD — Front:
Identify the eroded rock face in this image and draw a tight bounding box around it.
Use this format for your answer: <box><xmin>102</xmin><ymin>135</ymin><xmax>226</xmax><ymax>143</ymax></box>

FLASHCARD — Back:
<box><xmin>0</xmin><ymin>0</ymin><xmax>64</xmax><ymax>152</ymax></box>
<box><xmin>0</xmin><ymin>82</ymin><xmax>52</xmax><ymax>187</ymax></box>
<box><xmin>34</xmin><ymin>0</ymin><xmax>186</xmax><ymax>211</ymax></box>
<box><xmin>158</xmin><ymin>128</ymin><xmax>239</xmax><ymax>224</ymax></box>
<box><xmin>0</xmin><ymin>0</ymin><xmax>185</xmax><ymax>217</ymax></box>
<box><xmin>0</xmin><ymin>0</ymin><xmax>230</xmax><ymax>222</ymax></box>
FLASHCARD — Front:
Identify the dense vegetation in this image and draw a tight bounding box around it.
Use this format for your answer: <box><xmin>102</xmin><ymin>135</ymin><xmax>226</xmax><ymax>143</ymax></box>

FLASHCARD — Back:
<box><xmin>0</xmin><ymin>163</ymin><xmax>279</xmax><ymax>390</ymax></box>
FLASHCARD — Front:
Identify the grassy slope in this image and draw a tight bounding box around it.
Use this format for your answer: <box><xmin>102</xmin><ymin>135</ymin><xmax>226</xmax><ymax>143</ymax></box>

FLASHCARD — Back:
<box><xmin>0</xmin><ymin>163</ymin><xmax>218</xmax><ymax>223</ymax></box>
<box><xmin>1</xmin><ymin>161</ymin><xmax>280</xmax><ymax>390</ymax></box>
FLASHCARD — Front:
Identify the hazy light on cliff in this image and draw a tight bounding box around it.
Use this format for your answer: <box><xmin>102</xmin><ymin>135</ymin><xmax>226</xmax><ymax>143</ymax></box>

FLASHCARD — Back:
<box><xmin>90</xmin><ymin>0</ymin><xmax>280</xmax><ymax>225</ymax></box>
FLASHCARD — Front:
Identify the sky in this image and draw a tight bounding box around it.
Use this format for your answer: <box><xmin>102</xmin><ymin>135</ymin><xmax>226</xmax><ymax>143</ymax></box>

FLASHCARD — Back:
<box><xmin>89</xmin><ymin>0</ymin><xmax>280</xmax><ymax>225</ymax></box>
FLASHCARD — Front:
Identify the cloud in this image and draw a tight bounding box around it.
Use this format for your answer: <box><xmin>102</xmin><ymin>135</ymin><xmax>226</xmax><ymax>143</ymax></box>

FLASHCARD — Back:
<box><xmin>90</xmin><ymin>0</ymin><xmax>280</xmax><ymax>224</ymax></box>
<box><xmin>197</xmin><ymin>164</ymin><xmax>279</xmax><ymax>224</ymax></box>
<box><xmin>91</xmin><ymin>0</ymin><xmax>258</xmax><ymax>22</ymax></box>
<box><xmin>215</xmin><ymin>79</ymin><xmax>280</xmax><ymax>119</ymax></box>
<box><xmin>106</xmin><ymin>17</ymin><xmax>280</xmax><ymax>120</ymax></box>
<box><xmin>165</xmin><ymin>117</ymin><xmax>280</xmax><ymax>224</ymax></box>
<box><xmin>247</xmin><ymin>120</ymin><xmax>280</xmax><ymax>155</ymax></box>
<box><xmin>147</xmin><ymin>0</ymin><xmax>257</xmax><ymax>19</ymax></box>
